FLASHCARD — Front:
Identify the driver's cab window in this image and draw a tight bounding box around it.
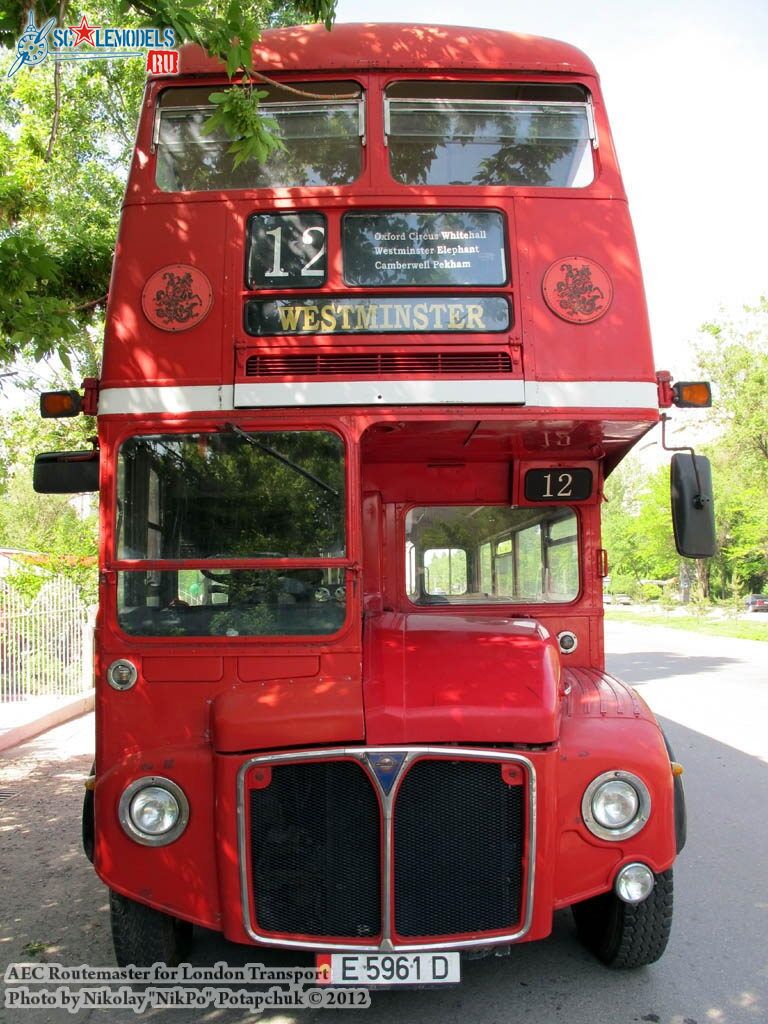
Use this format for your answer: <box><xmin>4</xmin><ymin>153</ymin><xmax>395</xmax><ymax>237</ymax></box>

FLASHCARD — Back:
<box><xmin>115</xmin><ymin>429</ymin><xmax>347</xmax><ymax>637</ymax></box>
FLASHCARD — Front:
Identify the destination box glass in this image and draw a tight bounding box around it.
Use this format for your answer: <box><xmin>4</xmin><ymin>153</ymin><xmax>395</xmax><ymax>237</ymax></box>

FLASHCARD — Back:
<box><xmin>244</xmin><ymin>296</ymin><xmax>510</xmax><ymax>336</ymax></box>
<box><xmin>247</xmin><ymin>212</ymin><xmax>327</xmax><ymax>289</ymax></box>
<box><xmin>343</xmin><ymin>210</ymin><xmax>507</xmax><ymax>287</ymax></box>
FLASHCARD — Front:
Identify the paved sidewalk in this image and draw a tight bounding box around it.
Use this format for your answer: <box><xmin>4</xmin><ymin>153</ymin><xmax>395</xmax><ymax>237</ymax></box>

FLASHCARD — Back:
<box><xmin>0</xmin><ymin>691</ymin><xmax>95</xmax><ymax>753</ymax></box>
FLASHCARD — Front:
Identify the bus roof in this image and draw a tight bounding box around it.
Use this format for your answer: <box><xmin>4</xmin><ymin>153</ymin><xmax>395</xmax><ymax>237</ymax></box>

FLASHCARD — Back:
<box><xmin>174</xmin><ymin>22</ymin><xmax>597</xmax><ymax>78</ymax></box>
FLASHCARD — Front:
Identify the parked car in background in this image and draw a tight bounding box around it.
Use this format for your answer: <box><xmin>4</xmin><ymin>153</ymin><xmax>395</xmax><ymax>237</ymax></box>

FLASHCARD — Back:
<box><xmin>744</xmin><ymin>594</ymin><xmax>768</xmax><ymax>612</ymax></box>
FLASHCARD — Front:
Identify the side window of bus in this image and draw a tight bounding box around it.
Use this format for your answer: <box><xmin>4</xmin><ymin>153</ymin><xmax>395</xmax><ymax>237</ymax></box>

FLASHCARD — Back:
<box><xmin>424</xmin><ymin>547</ymin><xmax>467</xmax><ymax>598</ymax></box>
<box><xmin>516</xmin><ymin>525</ymin><xmax>543</xmax><ymax>599</ymax></box>
<box><xmin>155</xmin><ymin>81</ymin><xmax>364</xmax><ymax>192</ymax></box>
<box><xmin>545</xmin><ymin>514</ymin><xmax>579</xmax><ymax>600</ymax></box>
<box><xmin>385</xmin><ymin>81</ymin><xmax>595</xmax><ymax>188</ymax></box>
<box><xmin>404</xmin><ymin>506</ymin><xmax>579</xmax><ymax>606</ymax></box>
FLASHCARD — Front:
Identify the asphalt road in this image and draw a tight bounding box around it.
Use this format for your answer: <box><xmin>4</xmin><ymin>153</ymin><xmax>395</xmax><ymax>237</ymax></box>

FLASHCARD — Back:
<box><xmin>1</xmin><ymin>620</ymin><xmax>766</xmax><ymax>1024</ymax></box>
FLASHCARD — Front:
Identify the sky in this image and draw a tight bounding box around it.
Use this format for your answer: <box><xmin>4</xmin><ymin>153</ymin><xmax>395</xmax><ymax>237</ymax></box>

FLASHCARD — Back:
<box><xmin>335</xmin><ymin>0</ymin><xmax>768</xmax><ymax>375</ymax></box>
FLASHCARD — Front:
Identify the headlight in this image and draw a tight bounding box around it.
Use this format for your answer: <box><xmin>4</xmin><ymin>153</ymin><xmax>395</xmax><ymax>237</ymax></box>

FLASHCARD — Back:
<box><xmin>131</xmin><ymin>787</ymin><xmax>179</xmax><ymax>835</ymax></box>
<box><xmin>582</xmin><ymin>770</ymin><xmax>650</xmax><ymax>841</ymax></box>
<box><xmin>592</xmin><ymin>780</ymin><xmax>638</xmax><ymax>828</ymax></box>
<box><xmin>118</xmin><ymin>777</ymin><xmax>189</xmax><ymax>846</ymax></box>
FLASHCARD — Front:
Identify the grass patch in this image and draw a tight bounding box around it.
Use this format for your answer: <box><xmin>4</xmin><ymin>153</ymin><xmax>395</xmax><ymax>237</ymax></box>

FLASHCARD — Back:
<box><xmin>21</xmin><ymin>941</ymin><xmax>48</xmax><ymax>958</ymax></box>
<box><xmin>605</xmin><ymin>610</ymin><xmax>768</xmax><ymax>642</ymax></box>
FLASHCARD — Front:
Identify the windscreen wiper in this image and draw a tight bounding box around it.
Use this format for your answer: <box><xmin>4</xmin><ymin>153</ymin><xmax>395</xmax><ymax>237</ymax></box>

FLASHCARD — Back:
<box><xmin>226</xmin><ymin>423</ymin><xmax>339</xmax><ymax>497</ymax></box>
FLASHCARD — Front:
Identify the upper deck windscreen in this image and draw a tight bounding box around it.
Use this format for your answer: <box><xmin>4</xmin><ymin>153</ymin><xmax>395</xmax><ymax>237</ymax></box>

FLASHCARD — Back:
<box><xmin>155</xmin><ymin>81</ymin><xmax>363</xmax><ymax>191</ymax></box>
<box><xmin>385</xmin><ymin>82</ymin><xmax>595</xmax><ymax>187</ymax></box>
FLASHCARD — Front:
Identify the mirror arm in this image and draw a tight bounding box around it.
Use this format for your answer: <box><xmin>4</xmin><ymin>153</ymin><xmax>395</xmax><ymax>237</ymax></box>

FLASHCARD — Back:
<box><xmin>660</xmin><ymin>414</ymin><xmax>707</xmax><ymax>507</ymax></box>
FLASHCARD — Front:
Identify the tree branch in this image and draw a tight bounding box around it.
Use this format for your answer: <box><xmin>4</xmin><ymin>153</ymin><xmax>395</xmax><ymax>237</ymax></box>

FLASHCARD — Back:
<box><xmin>99</xmin><ymin>70</ymin><xmax>133</xmax><ymax>149</ymax></box>
<box><xmin>247</xmin><ymin>69</ymin><xmax>358</xmax><ymax>100</ymax></box>
<box><xmin>74</xmin><ymin>294</ymin><xmax>108</xmax><ymax>312</ymax></box>
<box><xmin>44</xmin><ymin>0</ymin><xmax>67</xmax><ymax>162</ymax></box>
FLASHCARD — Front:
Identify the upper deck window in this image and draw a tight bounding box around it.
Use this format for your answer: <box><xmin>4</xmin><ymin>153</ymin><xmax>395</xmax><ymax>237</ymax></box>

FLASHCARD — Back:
<box><xmin>385</xmin><ymin>82</ymin><xmax>595</xmax><ymax>188</ymax></box>
<box><xmin>155</xmin><ymin>82</ymin><xmax>364</xmax><ymax>192</ymax></box>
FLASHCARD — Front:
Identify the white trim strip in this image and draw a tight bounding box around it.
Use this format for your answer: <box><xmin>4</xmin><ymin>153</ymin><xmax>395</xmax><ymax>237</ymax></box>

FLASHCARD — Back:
<box><xmin>524</xmin><ymin>380</ymin><xmax>658</xmax><ymax>409</ymax></box>
<box><xmin>98</xmin><ymin>385</ymin><xmax>233</xmax><ymax>415</ymax></box>
<box><xmin>234</xmin><ymin>379</ymin><xmax>525</xmax><ymax>407</ymax></box>
<box><xmin>97</xmin><ymin>380</ymin><xmax>659</xmax><ymax>415</ymax></box>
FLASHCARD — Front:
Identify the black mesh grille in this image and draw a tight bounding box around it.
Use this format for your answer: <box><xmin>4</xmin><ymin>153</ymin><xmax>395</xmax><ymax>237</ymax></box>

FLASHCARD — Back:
<box><xmin>393</xmin><ymin>760</ymin><xmax>525</xmax><ymax>937</ymax></box>
<box><xmin>249</xmin><ymin>761</ymin><xmax>381</xmax><ymax>937</ymax></box>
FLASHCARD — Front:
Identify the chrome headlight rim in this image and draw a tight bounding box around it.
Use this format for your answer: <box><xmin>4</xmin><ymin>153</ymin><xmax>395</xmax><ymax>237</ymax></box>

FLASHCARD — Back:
<box><xmin>118</xmin><ymin>776</ymin><xmax>189</xmax><ymax>847</ymax></box>
<box><xmin>557</xmin><ymin>630</ymin><xmax>578</xmax><ymax>654</ymax></box>
<box><xmin>582</xmin><ymin>770</ymin><xmax>651</xmax><ymax>841</ymax></box>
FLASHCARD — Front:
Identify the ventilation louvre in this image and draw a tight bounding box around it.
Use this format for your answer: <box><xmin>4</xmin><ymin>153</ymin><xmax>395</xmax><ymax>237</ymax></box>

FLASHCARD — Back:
<box><xmin>244</xmin><ymin>351</ymin><xmax>514</xmax><ymax>378</ymax></box>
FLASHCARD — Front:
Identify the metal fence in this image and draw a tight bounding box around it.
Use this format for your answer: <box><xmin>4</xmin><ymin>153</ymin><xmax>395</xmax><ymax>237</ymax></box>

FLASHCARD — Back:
<box><xmin>0</xmin><ymin>577</ymin><xmax>94</xmax><ymax>702</ymax></box>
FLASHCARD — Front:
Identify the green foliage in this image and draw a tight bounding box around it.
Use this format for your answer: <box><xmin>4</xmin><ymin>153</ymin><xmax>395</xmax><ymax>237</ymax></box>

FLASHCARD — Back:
<box><xmin>0</xmin><ymin>0</ymin><xmax>335</xmax><ymax>372</ymax></box>
<box><xmin>604</xmin><ymin>300</ymin><xmax>768</xmax><ymax>602</ymax></box>
<box><xmin>698</xmin><ymin>298</ymin><xmax>768</xmax><ymax>473</ymax></box>
<box><xmin>602</xmin><ymin>458</ymin><xmax>679</xmax><ymax>586</ymax></box>
<box><xmin>210</xmin><ymin>604</ymin><xmax>276</xmax><ymax>635</ymax></box>
<box><xmin>696</xmin><ymin>298</ymin><xmax>768</xmax><ymax>595</ymax></box>
<box><xmin>0</xmin><ymin>361</ymin><xmax>98</xmax><ymax>603</ymax></box>
<box><xmin>605</xmin><ymin>573</ymin><xmax>640</xmax><ymax>601</ymax></box>
<box><xmin>605</xmin><ymin>610</ymin><xmax>768</xmax><ymax>642</ymax></box>
<box><xmin>425</xmin><ymin>551</ymin><xmax>467</xmax><ymax>595</ymax></box>
<box><xmin>202</xmin><ymin>86</ymin><xmax>284</xmax><ymax>167</ymax></box>
<box><xmin>0</xmin><ymin>14</ymin><xmax>144</xmax><ymax>369</ymax></box>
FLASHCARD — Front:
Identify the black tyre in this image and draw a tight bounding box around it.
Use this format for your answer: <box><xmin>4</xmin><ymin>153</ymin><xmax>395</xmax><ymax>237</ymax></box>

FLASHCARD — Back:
<box><xmin>110</xmin><ymin>890</ymin><xmax>193</xmax><ymax>967</ymax></box>
<box><xmin>82</xmin><ymin>775</ymin><xmax>95</xmax><ymax>864</ymax></box>
<box><xmin>572</xmin><ymin>868</ymin><xmax>673</xmax><ymax>968</ymax></box>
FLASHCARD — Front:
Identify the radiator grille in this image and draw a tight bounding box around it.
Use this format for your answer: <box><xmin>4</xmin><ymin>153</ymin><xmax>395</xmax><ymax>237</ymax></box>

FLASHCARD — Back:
<box><xmin>393</xmin><ymin>760</ymin><xmax>525</xmax><ymax>936</ymax></box>
<box><xmin>249</xmin><ymin>761</ymin><xmax>381</xmax><ymax>937</ymax></box>
<box><xmin>246</xmin><ymin>755</ymin><xmax>526</xmax><ymax>942</ymax></box>
<box><xmin>244</xmin><ymin>351</ymin><xmax>513</xmax><ymax>378</ymax></box>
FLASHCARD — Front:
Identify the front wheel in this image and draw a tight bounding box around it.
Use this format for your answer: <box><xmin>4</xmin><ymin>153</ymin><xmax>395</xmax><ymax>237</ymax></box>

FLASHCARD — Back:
<box><xmin>572</xmin><ymin>868</ymin><xmax>673</xmax><ymax>968</ymax></box>
<box><xmin>110</xmin><ymin>890</ymin><xmax>193</xmax><ymax>966</ymax></box>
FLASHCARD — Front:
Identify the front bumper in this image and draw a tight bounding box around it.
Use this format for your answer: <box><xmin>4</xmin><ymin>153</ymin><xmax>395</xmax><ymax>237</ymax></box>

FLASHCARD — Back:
<box><xmin>94</xmin><ymin>724</ymin><xmax>677</xmax><ymax>951</ymax></box>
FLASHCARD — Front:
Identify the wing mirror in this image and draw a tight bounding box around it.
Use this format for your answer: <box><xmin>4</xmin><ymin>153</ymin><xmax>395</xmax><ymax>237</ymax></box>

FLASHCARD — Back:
<box><xmin>33</xmin><ymin>450</ymin><xmax>99</xmax><ymax>493</ymax></box>
<box><xmin>670</xmin><ymin>452</ymin><xmax>715</xmax><ymax>558</ymax></box>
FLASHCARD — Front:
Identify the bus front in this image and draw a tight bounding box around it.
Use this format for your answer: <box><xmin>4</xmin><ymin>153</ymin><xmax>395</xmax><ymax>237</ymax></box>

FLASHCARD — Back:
<box><xmin>34</xmin><ymin>24</ymin><xmax>712</xmax><ymax>980</ymax></box>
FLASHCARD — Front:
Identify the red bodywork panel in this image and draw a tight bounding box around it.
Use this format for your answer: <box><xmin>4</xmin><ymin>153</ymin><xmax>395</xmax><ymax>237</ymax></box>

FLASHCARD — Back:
<box><xmin>174</xmin><ymin>24</ymin><xmax>597</xmax><ymax>77</ymax></box>
<box><xmin>101</xmin><ymin>25</ymin><xmax>653</xmax><ymax>412</ymax></box>
<box><xmin>212</xmin><ymin>651</ymin><xmax>365</xmax><ymax>751</ymax></box>
<box><xmin>364</xmin><ymin>613</ymin><xmax>562</xmax><ymax>743</ymax></box>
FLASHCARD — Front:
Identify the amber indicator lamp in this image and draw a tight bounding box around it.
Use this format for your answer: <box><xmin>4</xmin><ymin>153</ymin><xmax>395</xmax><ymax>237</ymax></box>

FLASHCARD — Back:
<box><xmin>40</xmin><ymin>390</ymin><xmax>82</xmax><ymax>418</ymax></box>
<box><xmin>672</xmin><ymin>382</ymin><xmax>712</xmax><ymax>408</ymax></box>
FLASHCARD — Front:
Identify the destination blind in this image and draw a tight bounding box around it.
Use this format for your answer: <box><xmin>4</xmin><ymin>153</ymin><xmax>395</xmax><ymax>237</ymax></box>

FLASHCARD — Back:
<box><xmin>244</xmin><ymin>296</ymin><xmax>510</xmax><ymax>336</ymax></box>
<box><xmin>343</xmin><ymin>210</ymin><xmax>506</xmax><ymax>287</ymax></box>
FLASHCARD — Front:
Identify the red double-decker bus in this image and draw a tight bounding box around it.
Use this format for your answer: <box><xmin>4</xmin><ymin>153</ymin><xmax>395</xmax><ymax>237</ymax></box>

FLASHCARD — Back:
<box><xmin>35</xmin><ymin>23</ymin><xmax>715</xmax><ymax>983</ymax></box>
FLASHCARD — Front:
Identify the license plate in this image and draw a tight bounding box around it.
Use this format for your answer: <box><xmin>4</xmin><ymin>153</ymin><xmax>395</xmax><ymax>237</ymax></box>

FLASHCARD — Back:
<box><xmin>318</xmin><ymin>952</ymin><xmax>460</xmax><ymax>985</ymax></box>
